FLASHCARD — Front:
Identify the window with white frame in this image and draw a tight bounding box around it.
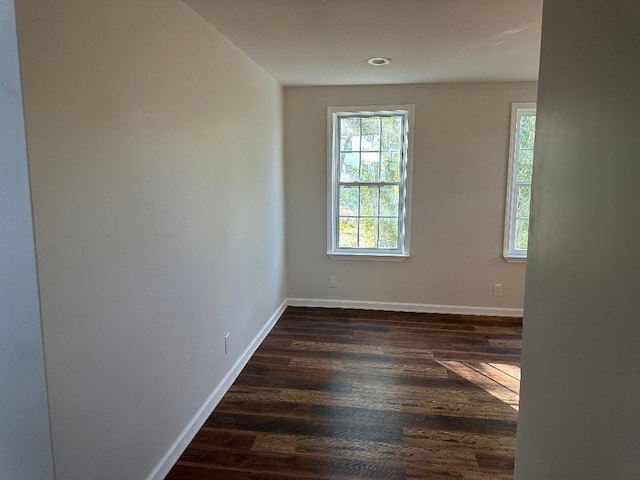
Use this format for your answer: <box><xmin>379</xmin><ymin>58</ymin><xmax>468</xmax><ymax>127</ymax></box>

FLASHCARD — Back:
<box><xmin>327</xmin><ymin>105</ymin><xmax>413</xmax><ymax>259</ymax></box>
<box><xmin>504</xmin><ymin>103</ymin><xmax>536</xmax><ymax>260</ymax></box>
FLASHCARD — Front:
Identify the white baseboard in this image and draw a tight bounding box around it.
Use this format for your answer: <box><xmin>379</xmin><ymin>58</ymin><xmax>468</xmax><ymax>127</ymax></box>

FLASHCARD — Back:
<box><xmin>145</xmin><ymin>299</ymin><xmax>287</xmax><ymax>480</ymax></box>
<box><xmin>286</xmin><ymin>298</ymin><xmax>523</xmax><ymax>317</ymax></box>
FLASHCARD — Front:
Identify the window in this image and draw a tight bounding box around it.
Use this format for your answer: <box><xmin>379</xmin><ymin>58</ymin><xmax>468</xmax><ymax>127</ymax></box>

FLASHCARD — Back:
<box><xmin>504</xmin><ymin>103</ymin><xmax>536</xmax><ymax>261</ymax></box>
<box><xmin>327</xmin><ymin>105</ymin><xmax>413</xmax><ymax>260</ymax></box>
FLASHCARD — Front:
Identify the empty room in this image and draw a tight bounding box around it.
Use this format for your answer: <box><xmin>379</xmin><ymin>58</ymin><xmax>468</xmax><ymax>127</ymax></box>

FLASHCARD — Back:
<box><xmin>2</xmin><ymin>0</ymin><xmax>639</xmax><ymax>479</ymax></box>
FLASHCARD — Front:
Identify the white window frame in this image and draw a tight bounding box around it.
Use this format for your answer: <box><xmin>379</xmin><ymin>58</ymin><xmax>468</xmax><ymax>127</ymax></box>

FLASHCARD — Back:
<box><xmin>504</xmin><ymin>102</ymin><xmax>536</xmax><ymax>262</ymax></box>
<box><xmin>327</xmin><ymin>105</ymin><xmax>414</xmax><ymax>261</ymax></box>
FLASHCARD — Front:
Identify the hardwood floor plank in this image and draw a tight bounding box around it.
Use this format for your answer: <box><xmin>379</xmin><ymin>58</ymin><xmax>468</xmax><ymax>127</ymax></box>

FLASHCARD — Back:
<box><xmin>187</xmin><ymin>429</ymin><xmax>258</xmax><ymax>450</ymax></box>
<box><xmin>288</xmin><ymin>340</ymin><xmax>437</xmax><ymax>359</ymax></box>
<box><xmin>464</xmin><ymin>362</ymin><xmax>521</xmax><ymax>394</ymax></box>
<box><xmin>403</xmin><ymin>428</ymin><xmax>515</xmax><ymax>456</ymax></box>
<box><xmin>205</xmin><ymin>411</ymin><xmax>406</xmax><ymax>443</ymax></box>
<box><xmin>165</xmin><ymin>307</ymin><xmax>521</xmax><ymax>479</ymax></box>
<box><xmin>475</xmin><ymin>453</ymin><xmax>516</xmax><ymax>473</ymax></box>
<box><xmin>488</xmin><ymin>362</ymin><xmax>521</xmax><ymax>381</ymax></box>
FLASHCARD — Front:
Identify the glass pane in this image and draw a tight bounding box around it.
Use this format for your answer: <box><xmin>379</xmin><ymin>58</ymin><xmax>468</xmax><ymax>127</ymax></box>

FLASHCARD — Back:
<box><xmin>516</xmin><ymin>186</ymin><xmax>531</xmax><ymax>218</ymax></box>
<box><xmin>340</xmin><ymin>117</ymin><xmax>360</xmax><ymax>151</ymax></box>
<box><xmin>338</xmin><ymin>217</ymin><xmax>358</xmax><ymax>248</ymax></box>
<box><xmin>360</xmin><ymin>152</ymin><xmax>380</xmax><ymax>182</ymax></box>
<box><xmin>358</xmin><ymin>217</ymin><xmax>378</xmax><ymax>248</ymax></box>
<box><xmin>380</xmin><ymin>151</ymin><xmax>400</xmax><ymax>182</ymax></box>
<box><xmin>359</xmin><ymin>186</ymin><xmax>379</xmax><ymax>216</ymax></box>
<box><xmin>339</xmin><ymin>186</ymin><xmax>359</xmax><ymax>216</ymax></box>
<box><xmin>379</xmin><ymin>185</ymin><xmax>399</xmax><ymax>216</ymax></box>
<box><xmin>379</xmin><ymin>218</ymin><xmax>399</xmax><ymax>249</ymax></box>
<box><xmin>517</xmin><ymin>149</ymin><xmax>534</xmax><ymax>182</ymax></box>
<box><xmin>361</xmin><ymin>117</ymin><xmax>380</xmax><ymax>135</ymax></box>
<box><xmin>519</xmin><ymin>115</ymin><xmax>536</xmax><ymax>150</ymax></box>
<box><xmin>361</xmin><ymin>117</ymin><xmax>381</xmax><ymax>151</ymax></box>
<box><xmin>515</xmin><ymin>218</ymin><xmax>530</xmax><ymax>250</ymax></box>
<box><xmin>381</xmin><ymin>116</ymin><xmax>402</xmax><ymax>151</ymax></box>
<box><xmin>340</xmin><ymin>152</ymin><xmax>360</xmax><ymax>182</ymax></box>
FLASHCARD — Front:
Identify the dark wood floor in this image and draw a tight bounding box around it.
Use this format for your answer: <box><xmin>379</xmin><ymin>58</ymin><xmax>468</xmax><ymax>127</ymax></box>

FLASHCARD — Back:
<box><xmin>166</xmin><ymin>307</ymin><xmax>522</xmax><ymax>480</ymax></box>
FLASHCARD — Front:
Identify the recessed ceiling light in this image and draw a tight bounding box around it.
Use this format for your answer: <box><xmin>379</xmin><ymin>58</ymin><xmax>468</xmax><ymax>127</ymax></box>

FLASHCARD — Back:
<box><xmin>366</xmin><ymin>57</ymin><xmax>391</xmax><ymax>66</ymax></box>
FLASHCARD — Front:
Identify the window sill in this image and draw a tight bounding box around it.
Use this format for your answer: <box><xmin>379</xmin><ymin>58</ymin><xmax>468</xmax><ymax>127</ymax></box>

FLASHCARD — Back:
<box><xmin>503</xmin><ymin>255</ymin><xmax>527</xmax><ymax>264</ymax></box>
<box><xmin>327</xmin><ymin>252</ymin><xmax>410</xmax><ymax>262</ymax></box>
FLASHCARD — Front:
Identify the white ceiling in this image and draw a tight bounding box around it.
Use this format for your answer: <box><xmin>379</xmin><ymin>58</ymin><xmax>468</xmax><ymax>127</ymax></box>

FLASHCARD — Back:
<box><xmin>184</xmin><ymin>0</ymin><xmax>543</xmax><ymax>86</ymax></box>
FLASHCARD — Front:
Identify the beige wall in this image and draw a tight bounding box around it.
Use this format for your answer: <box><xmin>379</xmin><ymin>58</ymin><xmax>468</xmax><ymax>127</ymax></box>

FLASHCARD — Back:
<box><xmin>16</xmin><ymin>0</ymin><xmax>285</xmax><ymax>478</ymax></box>
<box><xmin>285</xmin><ymin>83</ymin><xmax>536</xmax><ymax>311</ymax></box>
<box><xmin>515</xmin><ymin>1</ymin><xmax>640</xmax><ymax>477</ymax></box>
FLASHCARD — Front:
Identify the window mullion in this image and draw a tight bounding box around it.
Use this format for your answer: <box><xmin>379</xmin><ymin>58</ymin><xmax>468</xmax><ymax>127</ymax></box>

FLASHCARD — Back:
<box><xmin>376</xmin><ymin>185</ymin><xmax>381</xmax><ymax>248</ymax></box>
<box><xmin>338</xmin><ymin>181</ymin><xmax>401</xmax><ymax>187</ymax></box>
<box><xmin>356</xmin><ymin>185</ymin><xmax>361</xmax><ymax>248</ymax></box>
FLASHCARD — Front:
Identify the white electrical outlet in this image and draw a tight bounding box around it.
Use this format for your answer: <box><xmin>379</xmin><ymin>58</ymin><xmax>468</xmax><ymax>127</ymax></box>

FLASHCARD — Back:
<box><xmin>224</xmin><ymin>332</ymin><xmax>231</xmax><ymax>354</ymax></box>
<box><xmin>493</xmin><ymin>284</ymin><xmax>503</xmax><ymax>297</ymax></box>
<box><xmin>329</xmin><ymin>275</ymin><xmax>338</xmax><ymax>288</ymax></box>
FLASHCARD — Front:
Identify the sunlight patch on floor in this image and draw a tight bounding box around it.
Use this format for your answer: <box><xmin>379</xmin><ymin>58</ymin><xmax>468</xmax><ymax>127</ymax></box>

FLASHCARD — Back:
<box><xmin>437</xmin><ymin>360</ymin><xmax>520</xmax><ymax>411</ymax></box>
